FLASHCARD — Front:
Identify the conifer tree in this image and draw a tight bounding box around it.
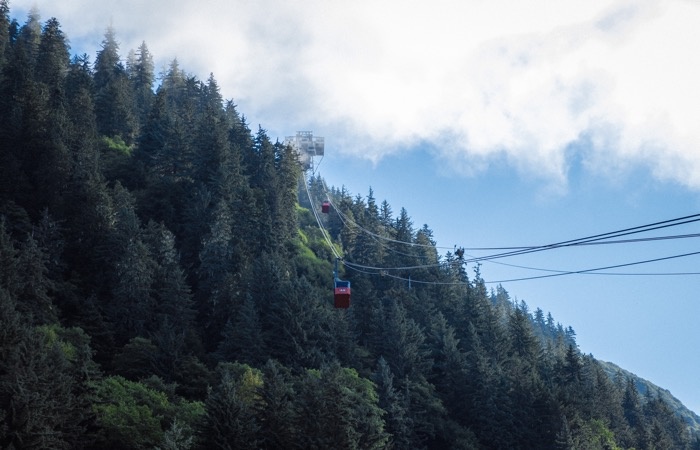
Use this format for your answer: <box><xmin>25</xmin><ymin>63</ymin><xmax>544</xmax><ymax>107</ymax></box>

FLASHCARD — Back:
<box><xmin>127</xmin><ymin>41</ymin><xmax>154</xmax><ymax>123</ymax></box>
<box><xmin>225</xmin><ymin>100</ymin><xmax>253</xmax><ymax>154</ymax></box>
<box><xmin>621</xmin><ymin>377</ymin><xmax>645</xmax><ymax>445</ymax></box>
<box><xmin>250</xmin><ymin>128</ymin><xmax>279</xmax><ymax>252</ymax></box>
<box><xmin>28</xmin><ymin>18</ymin><xmax>75</xmax><ymax>214</ymax></box>
<box><xmin>260</xmin><ymin>272</ymin><xmax>332</xmax><ymax>368</ymax></box>
<box><xmin>64</xmin><ymin>53</ymin><xmax>100</xmax><ymax>173</ymax></box>
<box><xmin>561</xmin><ymin>344</ymin><xmax>583</xmax><ymax>385</ymax></box>
<box><xmin>144</xmin><ymin>221</ymin><xmax>195</xmax><ymax>335</ymax></box>
<box><xmin>132</xmin><ymin>88</ymin><xmax>192</xmax><ymax>232</ymax></box>
<box><xmin>462</xmin><ymin>321</ymin><xmax>515</xmax><ymax>448</ymax></box>
<box><xmin>35</xmin><ymin>18</ymin><xmax>68</xmax><ymax>94</ymax></box>
<box><xmin>201</xmin><ymin>369</ymin><xmax>260</xmax><ymax>449</ymax></box>
<box><xmin>101</xmin><ymin>183</ymin><xmax>157</xmax><ymax>345</ymax></box>
<box><xmin>372</xmin><ymin>357</ymin><xmax>413</xmax><ymax>449</ymax></box>
<box><xmin>15</xmin><ymin>8</ymin><xmax>41</xmax><ymax>72</ymax></box>
<box><xmin>0</xmin><ymin>0</ymin><xmax>11</xmax><ymax>75</ymax></box>
<box><xmin>255</xmin><ymin>359</ymin><xmax>298</xmax><ymax>448</ymax></box>
<box><xmin>427</xmin><ymin>313</ymin><xmax>469</xmax><ymax>417</ymax></box>
<box><xmin>274</xmin><ymin>139</ymin><xmax>302</xmax><ymax>247</ymax></box>
<box><xmin>216</xmin><ymin>294</ymin><xmax>266</xmax><ymax>366</ymax></box>
<box><xmin>141</xmin><ymin>221</ymin><xmax>199</xmax><ymax>380</ymax></box>
<box><xmin>0</xmin><ymin>289</ymin><xmax>96</xmax><ymax>449</ymax></box>
<box><xmin>507</xmin><ymin>302</ymin><xmax>540</xmax><ymax>378</ymax></box>
<box><xmin>94</xmin><ymin>26</ymin><xmax>136</xmax><ymax>142</ymax></box>
<box><xmin>351</xmin><ymin>188</ymin><xmax>385</xmax><ymax>267</ymax></box>
<box><xmin>459</xmin><ymin>269</ymin><xmax>507</xmax><ymax>362</ymax></box>
<box><xmin>191</xmin><ymin>74</ymin><xmax>228</xmax><ymax>187</ymax></box>
<box><xmin>14</xmin><ymin>233</ymin><xmax>56</xmax><ymax>324</ymax></box>
<box><xmin>0</xmin><ymin>10</ymin><xmax>52</xmax><ymax>215</ymax></box>
<box><xmin>379</xmin><ymin>297</ymin><xmax>432</xmax><ymax>379</ymax></box>
<box><xmin>295</xmin><ymin>364</ymin><xmax>390</xmax><ymax>449</ymax></box>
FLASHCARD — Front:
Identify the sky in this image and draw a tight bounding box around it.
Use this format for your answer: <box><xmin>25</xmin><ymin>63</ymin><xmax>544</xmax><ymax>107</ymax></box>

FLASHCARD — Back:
<box><xmin>11</xmin><ymin>0</ymin><xmax>700</xmax><ymax>414</ymax></box>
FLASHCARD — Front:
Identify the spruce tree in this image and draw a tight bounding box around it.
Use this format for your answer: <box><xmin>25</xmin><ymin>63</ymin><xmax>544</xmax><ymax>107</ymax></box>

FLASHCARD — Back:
<box><xmin>201</xmin><ymin>369</ymin><xmax>260</xmax><ymax>449</ymax></box>
<box><xmin>127</xmin><ymin>41</ymin><xmax>154</xmax><ymax>123</ymax></box>
<box><xmin>0</xmin><ymin>289</ymin><xmax>96</xmax><ymax>449</ymax></box>
<box><xmin>216</xmin><ymin>294</ymin><xmax>266</xmax><ymax>366</ymax></box>
<box><xmin>0</xmin><ymin>0</ymin><xmax>11</xmax><ymax>75</ymax></box>
<box><xmin>255</xmin><ymin>360</ymin><xmax>298</xmax><ymax>448</ymax></box>
<box><xmin>372</xmin><ymin>357</ymin><xmax>413</xmax><ymax>449</ymax></box>
<box><xmin>295</xmin><ymin>364</ymin><xmax>389</xmax><ymax>449</ymax></box>
<box><xmin>94</xmin><ymin>26</ymin><xmax>136</xmax><ymax>143</ymax></box>
<box><xmin>427</xmin><ymin>313</ymin><xmax>469</xmax><ymax>418</ymax></box>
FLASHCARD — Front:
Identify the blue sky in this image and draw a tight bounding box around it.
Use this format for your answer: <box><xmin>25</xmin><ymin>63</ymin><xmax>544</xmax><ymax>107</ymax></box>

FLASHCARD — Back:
<box><xmin>13</xmin><ymin>0</ymin><xmax>700</xmax><ymax>414</ymax></box>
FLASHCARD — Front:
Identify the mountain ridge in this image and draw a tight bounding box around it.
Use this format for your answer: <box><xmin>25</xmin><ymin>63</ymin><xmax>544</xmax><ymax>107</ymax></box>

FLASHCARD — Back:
<box><xmin>599</xmin><ymin>360</ymin><xmax>700</xmax><ymax>434</ymax></box>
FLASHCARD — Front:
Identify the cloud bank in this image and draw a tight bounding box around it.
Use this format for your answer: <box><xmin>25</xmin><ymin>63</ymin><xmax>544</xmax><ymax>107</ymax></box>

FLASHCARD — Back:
<box><xmin>13</xmin><ymin>0</ymin><xmax>700</xmax><ymax>188</ymax></box>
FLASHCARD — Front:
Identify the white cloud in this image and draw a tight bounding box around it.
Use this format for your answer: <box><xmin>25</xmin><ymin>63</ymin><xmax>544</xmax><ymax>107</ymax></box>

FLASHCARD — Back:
<box><xmin>12</xmin><ymin>0</ymin><xmax>700</xmax><ymax>188</ymax></box>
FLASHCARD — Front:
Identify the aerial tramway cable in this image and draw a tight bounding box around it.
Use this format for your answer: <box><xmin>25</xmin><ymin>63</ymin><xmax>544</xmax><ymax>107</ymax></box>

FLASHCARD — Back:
<box><xmin>320</xmin><ymin>178</ymin><xmax>700</xmax><ymax>255</ymax></box>
<box><xmin>308</xmin><ymin>175</ymin><xmax>700</xmax><ymax>285</ymax></box>
<box><xmin>323</xmin><ymin>178</ymin><xmax>700</xmax><ymax>256</ymax></box>
<box><xmin>304</xmin><ymin>174</ymin><xmax>353</xmax><ymax>307</ymax></box>
<box><xmin>485</xmin><ymin>249</ymin><xmax>700</xmax><ymax>283</ymax></box>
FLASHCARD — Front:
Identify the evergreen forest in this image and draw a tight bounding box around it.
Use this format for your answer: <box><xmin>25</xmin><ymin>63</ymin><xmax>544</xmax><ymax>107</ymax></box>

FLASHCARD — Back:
<box><xmin>1</xmin><ymin>4</ymin><xmax>699</xmax><ymax>449</ymax></box>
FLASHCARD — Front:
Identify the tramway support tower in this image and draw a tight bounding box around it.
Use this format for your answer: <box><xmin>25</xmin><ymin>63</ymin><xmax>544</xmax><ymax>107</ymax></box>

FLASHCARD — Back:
<box><xmin>284</xmin><ymin>131</ymin><xmax>324</xmax><ymax>171</ymax></box>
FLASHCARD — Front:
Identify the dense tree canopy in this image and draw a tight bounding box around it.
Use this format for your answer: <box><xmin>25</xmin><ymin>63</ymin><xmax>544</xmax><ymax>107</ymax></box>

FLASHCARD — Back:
<box><xmin>1</xmin><ymin>5</ymin><xmax>698</xmax><ymax>449</ymax></box>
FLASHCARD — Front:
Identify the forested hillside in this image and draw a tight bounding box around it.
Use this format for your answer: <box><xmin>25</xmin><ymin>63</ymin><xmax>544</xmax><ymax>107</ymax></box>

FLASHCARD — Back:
<box><xmin>0</xmin><ymin>4</ymin><xmax>698</xmax><ymax>449</ymax></box>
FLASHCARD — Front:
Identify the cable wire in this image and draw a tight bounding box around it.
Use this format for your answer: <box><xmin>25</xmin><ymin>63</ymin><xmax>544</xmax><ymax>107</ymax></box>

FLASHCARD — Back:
<box><xmin>308</xmin><ymin>176</ymin><xmax>700</xmax><ymax>284</ymax></box>
<box><xmin>463</xmin><ymin>215</ymin><xmax>700</xmax><ymax>263</ymax></box>
<box><xmin>320</xmin><ymin>176</ymin><xmax>700</xmax><ymax>260</ymax></box>
<box><xmin>486</xmin><ymin>250</ymin><xmax>700</xmax><ymax>283</ymax></box>
<box><xmin>303</xmin><ymin>174</ymin><xmax>341</xmax><ymax>261</ymax></box>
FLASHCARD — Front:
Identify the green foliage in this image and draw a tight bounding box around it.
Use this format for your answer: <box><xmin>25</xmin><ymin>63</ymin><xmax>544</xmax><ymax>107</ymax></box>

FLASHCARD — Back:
<box><xmin>92</xmin><ymin>376</ymin><xmax>167</xmax><ymax>449</ymax></box>
<box><xmin>295</xmin><ymin>364</ymin><xmax>390</xmax><ymax>449</ymax></box>
<box><xmin>559</xmin><ymin>416</ymin><xmax>623</xmax><ymax>450</ymax></box>
<box><xmin>102</xmin><ymin>135</ymin><xmax>132</xmax><ymax>155</ymax></box>
<box><xmin>201</xmin><ymin>365</ymin><xmax>260</xmax><ymax>450</ymax></box>
<box><xmin>0</xmin><ymin>301</ymin><xmax>96</xmax><ymax>449</ymax></box>
<box><xmin>215</xmin><ymin>362</ymin><xmax>264</xmax><ymax>407</ymax></box>
<box><xmin>92</xmin><ymin>376</ymin><xmax>204</xmax><ymax>449</ymax></box>
<box><xmin>292</xmin><ymin>225</ymin><xmax>334</xmax><ymax>286</ymax></box>
<box><xmin>39</xmin><ymin>322</ymin><xmax>69</xmax><ymax>352</ymax></box>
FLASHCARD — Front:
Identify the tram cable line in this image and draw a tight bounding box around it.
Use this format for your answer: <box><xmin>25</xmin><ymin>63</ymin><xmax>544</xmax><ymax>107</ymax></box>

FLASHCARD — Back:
<box><xmin>320</xmin><ymin>178</ymin><xmax>700</xmax><ymax>255</ymax></box>
<box><xmin>462</xmin><ymin>215</ymin><xmax>700</xmax><ymax>264</ymax></box>
<box><xmin>318</xmin><ymin>179</ymin><xmax>445</xmax><ymax>266</ymax></box>
<box><xmin>454</xmin><ymin>231</ymin><xmax>700</xmax><ymax>277</ymax></box>
<box><xmin>346</xmin><ymin>250</ymin><xmax>700</xmax><ymax>286</ymax></box>
<box><xmin>307</xmin><ymin>176</ymin><xmax>700</xmax><ymax>286</ymax></box>
<box><xmin>303</xmin><ymin>174</ymin><xmax>352</xmax><ymax>307</ymax></box>
<box><xmin>328</xmin><ymin>192</ymin><xmax>700</xmax><ymax>274</ymax></box>
<box><xmin>310</xmin><ymin>176</ymin><xmax>527</xmax><ymax>282</ymax></box>
<box><xmin>486</xmin><ymin>249</ymin><xmax>700</xmax><ymax>283</ymax></box>
<box><xmin>320</xmin><ymin>179</ymin><xmax>450</xmax><ymax>250</ymax></box>
<box><xmin>329</xmin><ymin>199</ymin><xmax>700</xmax><ymax>272</ymax></box>
<box><xmin>321</xmin><ymin>177</ymin><xmax>700</xmax><ymax>267</ymax></box>
<box><xmin>303</xmin><ymin>175</ymin><xmax>342</xmax><ymax>261</ymax></box>
<box><xmin>340</xmin><ymin>244</ymin><xmax>700</xmax><ymax>283</ymax></box>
